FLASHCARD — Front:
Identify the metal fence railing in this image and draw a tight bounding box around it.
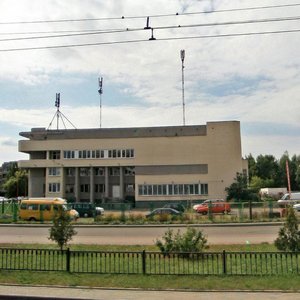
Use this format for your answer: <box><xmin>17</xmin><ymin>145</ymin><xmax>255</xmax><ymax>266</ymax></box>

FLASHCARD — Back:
<box><xmin>0</xmin><ymin>248</ymin><xmax>299</xmax><ymax>275</ymax></box>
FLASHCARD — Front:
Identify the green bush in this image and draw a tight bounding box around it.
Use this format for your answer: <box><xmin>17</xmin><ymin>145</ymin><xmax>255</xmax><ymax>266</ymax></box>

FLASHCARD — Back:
<box><xmin>275</xmin><ymin>207</ymin><xmax>300</xmax><ymax>252</ymax></box>
<box><xmin>156</xmin><ymin>227</ymin><xmax>208</xmax><ymax>256</ymax></box>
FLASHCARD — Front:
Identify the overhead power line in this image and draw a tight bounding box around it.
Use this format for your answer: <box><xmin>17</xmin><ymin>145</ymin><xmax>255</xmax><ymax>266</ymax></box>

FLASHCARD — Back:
<box><xmin>0</xmin><ymin>3</ymin><xmax>300</xmax><ymax>25</ymax></box>
<box><xmin>0</xmin><ymin>15</ymin><xmax>299</xmax><ymax>42</ymax></box>
<box><xmin>0</xmin><ymin>28</ymin><xmax>299</xmax><ymax>52</ymax></box>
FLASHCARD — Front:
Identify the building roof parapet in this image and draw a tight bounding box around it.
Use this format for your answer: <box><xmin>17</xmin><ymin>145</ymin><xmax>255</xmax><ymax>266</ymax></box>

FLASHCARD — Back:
<box><xmin>19</xmin><ymin>125</ymin><xmax>207</xmax><ymax>140</ymax></box>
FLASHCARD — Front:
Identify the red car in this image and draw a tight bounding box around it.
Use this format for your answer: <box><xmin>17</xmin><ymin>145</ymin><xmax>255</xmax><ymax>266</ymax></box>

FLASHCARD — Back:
<box><xmin>196</xmin><ymin>202</ymin><xmax>231</xmax><ymax>215</ymax></box>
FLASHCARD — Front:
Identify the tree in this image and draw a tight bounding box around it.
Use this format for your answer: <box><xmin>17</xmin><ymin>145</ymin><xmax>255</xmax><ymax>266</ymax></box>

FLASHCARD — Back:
<box><xmin>246</xmin><ymin>153</ymin><xmax>256</xmax><ymax>181</ymax></box>
<box><xmin>3</xmin><ymin>169</ymin><xmax>28</xmax><ymax>198</ymax></box>
<box><xmin>274</xmin><ymin>207</ymin><xmax>300</xmax><ymax>252</ymax></box>
<box><xmin>225</xmin><ymin>173</ymin><xmax>252</xmax><ymax>201</ymax></box>
<box><xmin>156</xmin><ymin>227</ymin><xmax>208</xmax><ymax>256</ymax></box>
<box><xmin>49</xmin><ymin>210</ymin><xmax>77</xmax><ymax>250</ymax></box>
<box><xmin>255</xmin><ymin>154</ymin><xmax>279</xmax><ymax>181</ymax></box>
<box><xmin>249</xmin><ymin>176</ymin><xmax>275</xmax><ymax>192</ymax></box>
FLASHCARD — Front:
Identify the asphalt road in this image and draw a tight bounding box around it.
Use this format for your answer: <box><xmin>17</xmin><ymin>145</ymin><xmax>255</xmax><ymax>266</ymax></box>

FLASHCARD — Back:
<box><xmin>0</xmin><ymin>224</ymin><xmax>281</xmax><ymax>245</ymax></box>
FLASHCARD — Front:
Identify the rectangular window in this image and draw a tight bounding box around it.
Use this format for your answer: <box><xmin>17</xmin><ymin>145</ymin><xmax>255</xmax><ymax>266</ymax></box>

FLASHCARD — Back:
<box><xmin>66</xmin><ymin>184</ymin><xmax>74</xmax><ymax>194</ymax></box>
<box><xmin>48</xmin><ymin>167</ymin><xmax>60</xmax><ymax>176</ymax></box>
<box><xmin>95</xmin><ymin>167</ymin><xmax>105</xmax><ymax>176</ymax></box>
<box><xmin>80</xmin><ymin>184</ymin><xmax>90</xmax><ymax>193</ymax></box>
<box><xmin>109</xmin><ymin>167</ymin><xmax>120</xmax><ymax>176</ymax></box>
<box><xmin>95</xmin><ymin>184</ymin><xmax>105</xmax><ymax>193</ymax></box>
<box><xmin>63</xmin><ymin>150</ymin><xmax>75</xmax><ymax>159</ymax></box>
<box><xmin>162</xmin><ymin>185</ymin><xmax>167</xmax><ymax>195</ymax></box>
<box><xmin>184</xmin><ymin>184</ymin><xmax>189</xmax><ymax>195</ymax></box>
<box><xmin>49</xmin><ymin>150</ymin><xmax>60</xmax><ymax>160</ymax></box>
<box><xmin>49</xmin><ymin>183</ymin><xmax>60</xmax><ymax>193</ymax></box>
<box><xmin>147</xmin><ymin>185</ymin><xmax>153</xmax><ymax>196</ymax></box>
<box><xmin>168</xmin><ymin>184</ymin><xmax>173</xmax><ymax>195</ymax></box>
<box><xmin>201</xmin><ymin>184</ymin><xmax>208</xmax><ymax>195</ymax></box>
<box><xmin>138</xmin><ymin>185</ymin><xmax>143</xmax><ymax>196</ymax></box>
<box><xmin>80</xmin><ymin>168</ymin><xmax>90</xmax><ymax>177</ymax></box>
<box><xmin>66</xmin><ymin>168</ymin><xmax>75</xmax><ymax>177</ymax></box>
<box><xmin>124</xmin><ymin>167</ymin><xmax>135</xmax><ymax>176</ymax></box>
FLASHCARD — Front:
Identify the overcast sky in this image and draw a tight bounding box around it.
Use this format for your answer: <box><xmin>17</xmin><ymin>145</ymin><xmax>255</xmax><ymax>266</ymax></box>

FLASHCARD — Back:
<box><xmin>0</xmin><ymin>0</ymin><xmax>299</xmax><ymax>164</ymax></box>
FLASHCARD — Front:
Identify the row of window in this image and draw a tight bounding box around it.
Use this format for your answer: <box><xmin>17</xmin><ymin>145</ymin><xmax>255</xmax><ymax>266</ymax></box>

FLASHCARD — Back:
<box><xmin>49</xmin><ymin>182</ymin><xmax>208</xmax><ymax>195</ymax></box>
<box><xmin>63</xmin><ymin>149</ymin><xmax>134</xmax><ymax>159</ymax></box>
<box><xmin>138</xmin><ymin>183</ymin><xmax>208</xmax><ymax>196</ymax></box>
<box><xmin>49</xmin><ymin>167</ymin><xmax>135</xmax><ymax>177</ymax></box>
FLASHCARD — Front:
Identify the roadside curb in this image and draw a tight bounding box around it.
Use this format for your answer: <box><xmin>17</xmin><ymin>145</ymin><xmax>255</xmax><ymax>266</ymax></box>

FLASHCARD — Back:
<box><xmin>0</xmin><ymin>283</ymin><xmax>299</xmax><ymax>293</ymax></box>
<box><xmin>0</xmin><ymin>222</ymin><xmax>284</xmax><ymax>228</ymax></box>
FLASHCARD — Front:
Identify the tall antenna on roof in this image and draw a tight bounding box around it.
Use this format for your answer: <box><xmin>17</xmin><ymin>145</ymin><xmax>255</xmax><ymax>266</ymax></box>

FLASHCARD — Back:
<box><xmin>98</xmin><ymin>77</ymin><xmax>103</xmax><ymax>128</ymax></box>
<box><xmin>47</xmin><ymin>93</ymin><xmax>76</xmax><ymax>130</ymax></box>
<box><xmin>180</xmin><ymin>49</ymin><xmax>186</xmax><ymax>126</ymax></box>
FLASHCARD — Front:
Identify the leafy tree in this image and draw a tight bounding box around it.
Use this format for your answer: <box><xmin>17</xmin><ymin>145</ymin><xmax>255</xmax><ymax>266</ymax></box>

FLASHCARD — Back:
<box><xmin>225</xmin><ymin>173</ymin><xmax>252</xmax><ymax>201</ymax></box>
<box><xmin>49</xmin><ymin>210</ymin><xmax>77</xmax><ymax>250</ymax></box>
<box><xmin>249</xmin><ymin>176</ymin><xmax>275</xmax><ymax>192</ymax></box>
<box><xmin>274</xmin><ymin>207</ymin><xmax>300</xmax><ymax>252</ymax></box>
<box><xmin>246</xmin><ymin>153</ymin><xmax>256</xmax><ymax>181</ymax></box>
<box><xmin>255</xmin><ymin>154</ymin><xmax>279</xmax><ymax>181</ymax></box>
<box><xmin>156</xmin><ymin>227</ymin><xmax>208</xmax><ymax>256</ymax></box>
<box><xmin>3</xmin><ymin>169</ymin><xmax>27</xmax><ymax>198</ymax></box>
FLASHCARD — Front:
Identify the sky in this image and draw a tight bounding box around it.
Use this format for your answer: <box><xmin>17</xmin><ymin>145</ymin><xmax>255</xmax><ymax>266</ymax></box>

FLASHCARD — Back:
<box><xmin>0</xmin><ymin>0</ymin><xmax>300</xmax><ymax>164</ymax></box>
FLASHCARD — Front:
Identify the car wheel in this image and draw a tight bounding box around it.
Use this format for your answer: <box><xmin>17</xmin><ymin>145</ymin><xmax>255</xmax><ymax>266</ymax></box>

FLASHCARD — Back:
<box><xmin>83</xmin><ymin>213</ymin><xmax>89</xmax><ymax>218</ymax></box>
<box><xmin>202</xmin><ymin>211</ymin><xmax>207</xmax><ymax>215</ymax></box>
<box><xmin>29</xmin><ymin>217</ymin><xmax>36</xmax><ymax>221</ymax></box>
<box><xmin>226</xmin><ymin>210</ymin><xmax>230</xmax><ymax>214</ymax></box>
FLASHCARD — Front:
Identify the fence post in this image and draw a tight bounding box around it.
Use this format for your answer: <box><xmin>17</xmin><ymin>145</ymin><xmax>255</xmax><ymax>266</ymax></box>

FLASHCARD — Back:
<box><xmin>142</xmin><ymin>250</ymin><xmax>146</xmax><ymax>275</ymax></box>
<box><xmin>222</xmin><ymin>250</ymin><xmax>227</xmax><ymax>275</ymax></box>
<box><xmin>66</xmin><ymin>248</ymin><xmax>70</xmax><ymax>272</ymax></box>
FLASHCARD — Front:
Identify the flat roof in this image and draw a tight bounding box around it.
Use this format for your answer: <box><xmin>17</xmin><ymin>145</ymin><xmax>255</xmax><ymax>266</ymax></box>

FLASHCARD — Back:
<box><xmin>19</xmin><ymin>125</ymin><xmax>207</xmax><ymax>140</ymax></box>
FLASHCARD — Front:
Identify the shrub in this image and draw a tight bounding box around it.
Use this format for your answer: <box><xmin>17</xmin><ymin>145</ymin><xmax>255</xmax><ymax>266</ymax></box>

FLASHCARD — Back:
<box><xmin>48</xmin><ymin>210</ymin><xmax>77</xmax><ymax>250</ymax></box>
<box><xmin>275</xmin><ymin>207</ymin><xmax>300</xmax><ymax>252</ymax></box>
<box><xmin>156</xmin><ymin>227</ymin><xmax>208</xmax><ymax>256</ymax></box>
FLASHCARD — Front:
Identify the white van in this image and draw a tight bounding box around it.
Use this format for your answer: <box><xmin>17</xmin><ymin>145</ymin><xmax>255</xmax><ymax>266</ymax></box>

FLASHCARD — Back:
<box><xmin>277</xmin><ymin>192</ymin><xmax>300</xmax><ymax>206</ymax></box>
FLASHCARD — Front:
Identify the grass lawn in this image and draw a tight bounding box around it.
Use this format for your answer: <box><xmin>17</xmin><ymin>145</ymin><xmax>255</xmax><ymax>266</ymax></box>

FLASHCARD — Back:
<box><xmin>0</xmin><ymin>243</ymin><xmax>299</xmax><ymax>291</ymax></box>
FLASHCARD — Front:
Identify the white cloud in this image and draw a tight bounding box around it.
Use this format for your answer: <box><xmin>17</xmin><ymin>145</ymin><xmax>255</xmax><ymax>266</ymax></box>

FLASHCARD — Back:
<box><xmin>0</xmin><ymin>0</ymin><xmax>299</xmax><ymax>163</ymax></box>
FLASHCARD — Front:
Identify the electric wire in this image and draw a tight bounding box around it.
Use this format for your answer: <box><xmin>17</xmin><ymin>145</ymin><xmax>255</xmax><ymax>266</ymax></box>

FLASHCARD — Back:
<box><xmin>0</xmin><ymin>28</ymin><xmax>299</xmax><ymax>52</ymax></box>
<box><xmin>0</xmin><ymin>15</ymin><xmax>299</xmax><ymax>42</ymax></box>
<box><xmin>0</xmin><ymin>3</ymin><xmax>299</xmax><ymax>24</ymax></box>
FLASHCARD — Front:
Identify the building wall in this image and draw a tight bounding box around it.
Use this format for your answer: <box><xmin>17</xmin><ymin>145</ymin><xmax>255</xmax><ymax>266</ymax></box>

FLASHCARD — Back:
<box><xmin>18</xmin><ymin>121</ymin><xmax>246</xmax><ymax>204</ymax></box>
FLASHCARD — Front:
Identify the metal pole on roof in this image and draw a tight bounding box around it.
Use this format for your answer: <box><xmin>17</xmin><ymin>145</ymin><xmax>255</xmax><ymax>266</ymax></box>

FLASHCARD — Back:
<box><xmin>98</xmin><ymin>77</ymin><xmax>103</xmax><ymax>128</ymax></box>
<box><xmin>180</xmin><ymin>50</ymin><xmax>186</xmax><ymax>126</ymax></box>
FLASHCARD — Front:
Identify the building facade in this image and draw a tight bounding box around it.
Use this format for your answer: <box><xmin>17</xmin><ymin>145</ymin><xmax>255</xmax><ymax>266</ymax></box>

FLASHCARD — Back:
<box><xmin>18</xmin><ymin>121</ymin><xmax>248</xmax><ymax>207</ymax></box>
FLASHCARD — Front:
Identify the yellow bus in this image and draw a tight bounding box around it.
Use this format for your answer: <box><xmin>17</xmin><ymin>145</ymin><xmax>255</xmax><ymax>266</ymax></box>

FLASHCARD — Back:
<box><xmin>19</xmin><ymin>198</ymin><xmax>79</xmax><ymax>221</ymax></box>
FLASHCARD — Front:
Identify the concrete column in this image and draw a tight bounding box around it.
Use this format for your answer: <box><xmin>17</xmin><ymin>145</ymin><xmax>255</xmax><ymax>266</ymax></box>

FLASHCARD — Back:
<box><xmin>61</xmin><ymin>167</ymin><xmax>65</xmax><ymax>199</ymax></box>
<box><xmin>119</xmin><ymin>166</ymin><xmax>124</xmax><ymax>200</ymax></box>
<box><xmin>105</xmin><ymin>167</ymin><xmax>109</xmax><ymax>198</ymax></box>
<box><xmin>90</xmin><ymin>166</ymin><xmax>94</xmax><ymax>203</ymax></box>
<box><xmin>28</xmin><ymin>169</ymin><xmax>33</xmax><ymax>197</ymax></box>
<box><xmin>75</xmin><ymin>167</ymin><xmax>80</xmax><ymax>202</ymax></box>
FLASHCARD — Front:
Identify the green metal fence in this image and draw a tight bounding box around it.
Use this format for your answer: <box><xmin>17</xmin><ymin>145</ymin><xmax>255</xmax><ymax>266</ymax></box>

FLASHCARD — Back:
<box><xmin>0</xmin><ymin>248</ymin><xmax>299</xmax><ymax>275</ymax></box>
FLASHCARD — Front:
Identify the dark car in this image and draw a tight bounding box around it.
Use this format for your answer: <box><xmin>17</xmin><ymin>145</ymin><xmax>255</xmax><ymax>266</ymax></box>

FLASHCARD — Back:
<box><xmin>163</xmin><ymin>203</ymin><xmax>185</xmax><ymax>212</ymax></box>
<box><xmin>68</xmin><ymin>202</ymin><xmax>104</xmax><ymax>218</ymax></box>
<box><xmin>146</xmin><ymin>208</ymin><xmax>182</xmax><ymax>218</ymax></box>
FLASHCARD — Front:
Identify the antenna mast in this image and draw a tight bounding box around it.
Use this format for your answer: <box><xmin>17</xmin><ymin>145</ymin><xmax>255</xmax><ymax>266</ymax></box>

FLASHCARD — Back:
<box><xmin>47</xmin><ymin>93</ymin><xmax>76</xmax><ymax>130</ymax></box>
<box><xmin>98</xmin><ymin>77</ymin><xmax>103</xmax><ymax>128</ymax></box>
<box><xmin>180</xmin><ymin>49</ymin><xmax>186</xmax><ymax>126</ymax></box>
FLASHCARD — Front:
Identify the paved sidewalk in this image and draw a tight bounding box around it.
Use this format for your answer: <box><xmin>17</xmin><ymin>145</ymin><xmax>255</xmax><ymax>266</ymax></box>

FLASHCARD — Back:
<box><xmin>0</xmin><ymin>285</ymin><xmax>299</xmax><ymax>300</ymax></box>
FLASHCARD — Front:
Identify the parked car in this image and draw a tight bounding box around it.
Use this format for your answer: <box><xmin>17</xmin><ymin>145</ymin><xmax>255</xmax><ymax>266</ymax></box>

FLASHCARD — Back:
<box><xmin>68</xmin><ymin>202</ymin><xmax>104</xmax><ymax>218</ymax></box>
<box><xmin>277</xmin><ymin>192</ymin><xmax>300</xmax><ymax>207</ymax></box>
<box><xmin>193</xmin><ymin>199</ymin><xmax>224</xmax><ymax>211</ymax></box>
<box><xmin>146</xmin><ymin>208</ymin><xmax>182</xmax><ymax>218</ymax></box>
<box><xmin>293</xmin><ymin>203</ymin><xmax>300</xmax><ymax>212</ymax></box>
<box><xmin>163</xmin><ymin>203</ymin><xmax>185</xmax><ymax>212</ymax></box>
<box><xmin>196</xmin><ymin>202</ymin><xmax>231</xmax><ymax>215</ymax></box>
